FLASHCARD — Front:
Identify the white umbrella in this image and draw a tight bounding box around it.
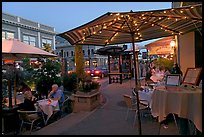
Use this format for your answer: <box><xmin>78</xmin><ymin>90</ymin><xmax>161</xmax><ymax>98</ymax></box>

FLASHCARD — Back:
<box><xmin>2</xmin><ymin>39</ymin><xmax>58</xmax><ymax>108</ymax></box>
<box><xmin>2</xmin><ymin>39</ymin><xmax>58</xmax><ymax>60</ymax></box>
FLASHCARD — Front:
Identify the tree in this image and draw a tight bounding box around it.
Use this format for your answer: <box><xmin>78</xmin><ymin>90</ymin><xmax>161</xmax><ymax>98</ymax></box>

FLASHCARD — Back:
<box><xmin>34</xmin><ymin>59</ymin><xmax>62</xmax><ymax>97</ymax></box>
<box><xmin>42</xmin><ymin>43</ymin><xmax>54</xmax><ymax>53</ymax></box>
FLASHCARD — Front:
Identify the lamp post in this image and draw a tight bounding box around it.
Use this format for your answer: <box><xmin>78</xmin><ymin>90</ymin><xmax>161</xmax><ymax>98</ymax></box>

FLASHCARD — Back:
<box><xmin>170</xmin><ymin>40</ymin><xmax>176</xmax><ymax>63</ymax></box>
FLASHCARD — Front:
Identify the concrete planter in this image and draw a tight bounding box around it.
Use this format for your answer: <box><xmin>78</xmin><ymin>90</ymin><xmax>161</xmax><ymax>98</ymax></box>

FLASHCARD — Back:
<box><xmin>72</xmin><ymin>88</ymin><xmax>101</xmax><ymax>112</ymax></box>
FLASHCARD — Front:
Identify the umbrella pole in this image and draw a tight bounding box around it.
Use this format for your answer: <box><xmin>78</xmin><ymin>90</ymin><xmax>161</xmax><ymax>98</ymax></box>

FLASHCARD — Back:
<box><xmin>8</xmin><ymin>79</ymin><xmax>12</xmax><ymax>108</ymax></box>
<box><xmin>131</xmin><ymin>33</ymin><xmax>142</xmax><ymax>135</ymax></box>
<box><xmin>14</xmin><ymin>73</ymin><xmax>17</xmax><ymax>106</ymax></box>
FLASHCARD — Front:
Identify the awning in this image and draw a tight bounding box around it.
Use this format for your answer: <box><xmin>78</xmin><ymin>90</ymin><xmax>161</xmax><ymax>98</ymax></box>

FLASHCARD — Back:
<box><xmin>58</xmin><ymin>4</ymin><xmax>202</xmax><ymax>46</ymax></box>
<box><xmin>145</xmin><ymin>36</ymin><xmax>174</xmax><ymax>55</ymax></box>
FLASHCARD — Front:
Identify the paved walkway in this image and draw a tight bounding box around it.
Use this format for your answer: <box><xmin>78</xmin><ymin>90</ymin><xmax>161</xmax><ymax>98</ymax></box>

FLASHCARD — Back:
<box><xmin>31</xmin><ymin>79</ymin><xmax>179</xmax><ymax>135</ymax></box>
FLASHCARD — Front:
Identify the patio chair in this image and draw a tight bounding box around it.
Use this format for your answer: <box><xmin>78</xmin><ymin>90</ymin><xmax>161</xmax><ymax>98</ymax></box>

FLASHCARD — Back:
<box><xmin>60</xmin><ymin>95</ymin><xmax>70</xmax><ymax>118</ymax></box>
<box><xmin>123</xmin><ymin>94</ymin><xmax>149</xmax><ymax>127</ymax></box>
<box><xmin>17</xmin><ymin>110</ymin><xmax>45</xmax><ymax>134</ymax></box>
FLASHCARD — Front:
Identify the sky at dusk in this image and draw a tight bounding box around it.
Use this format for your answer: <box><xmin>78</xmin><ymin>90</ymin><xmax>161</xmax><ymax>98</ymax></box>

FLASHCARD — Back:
<box><xmin>2</xmin><ymin>2</ymin><xmax>172</xmax><ymax>46</ymax></box>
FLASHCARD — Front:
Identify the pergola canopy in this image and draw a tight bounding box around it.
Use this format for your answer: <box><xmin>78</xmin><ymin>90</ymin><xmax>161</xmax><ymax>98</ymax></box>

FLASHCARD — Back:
<box><xmin>58</xmin><ymin>4</ymin><xmax>202</xmax><ymax>46</ymax></box>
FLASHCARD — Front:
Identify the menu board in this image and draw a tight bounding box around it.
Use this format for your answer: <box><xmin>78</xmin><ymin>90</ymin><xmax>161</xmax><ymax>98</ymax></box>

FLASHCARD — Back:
<box><xmin>183</xmin><ymin>68</ymin><xmax>202</xmax><ymax>85</ymax></box>
<box><xmin>166</xmin><ymin>74</ymin><xmax>180</xmax><ymax>86</ymax></box>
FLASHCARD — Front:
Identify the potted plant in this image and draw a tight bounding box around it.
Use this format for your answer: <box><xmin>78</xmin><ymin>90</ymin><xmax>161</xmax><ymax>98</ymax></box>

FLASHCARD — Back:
<box><xmin>71</xmin><ymin>74</ymin><xmax>101</xmax><ymax>112</ymax></box>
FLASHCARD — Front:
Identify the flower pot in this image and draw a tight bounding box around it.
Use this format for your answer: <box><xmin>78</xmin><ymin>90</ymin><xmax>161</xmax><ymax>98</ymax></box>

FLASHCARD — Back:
<box><xmin>72</xmin><ymin>88</ymin><xmax>101</xmax><ymax>112</ymax></box>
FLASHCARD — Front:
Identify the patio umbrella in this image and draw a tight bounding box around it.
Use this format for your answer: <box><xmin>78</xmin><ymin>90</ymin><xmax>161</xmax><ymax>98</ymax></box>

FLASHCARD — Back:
<box><xmin>2</xmin><ymin>39</ymin><xmax>58</xmax><ymax>108</ymax></box>
<box><xmin>2</xmin><ymin>39</ymin><xmax>58</xmax><ymax>60</ymax></box>
<box><xmin>58</xmin><ymin>4</ymin><xmax>202</xmax><ymax>135</ymax></box>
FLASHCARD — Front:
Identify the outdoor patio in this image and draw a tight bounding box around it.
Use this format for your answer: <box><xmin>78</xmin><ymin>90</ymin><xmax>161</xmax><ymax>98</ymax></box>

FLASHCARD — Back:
<box><xmin>30</xmin><ymin>79</ymin><xmax>180</xmax><ymax>135</ymax></box>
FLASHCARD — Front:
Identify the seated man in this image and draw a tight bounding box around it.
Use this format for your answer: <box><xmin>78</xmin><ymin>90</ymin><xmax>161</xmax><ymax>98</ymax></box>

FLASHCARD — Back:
<box><xmin>48</xmin><ymin>84</ymin><xmax>65</xmax><ymax>109</ymax></box>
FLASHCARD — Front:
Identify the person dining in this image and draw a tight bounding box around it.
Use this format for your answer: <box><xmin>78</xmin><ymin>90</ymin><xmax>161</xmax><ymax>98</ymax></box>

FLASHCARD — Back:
<box><xmin>171</xmin><ymin>63</ymin><xmax>183</xmax><ymax>76</ymax></box>
<box><xmin>48</xmin><ymin>84</ymin><xmax>65</xmax><ymax>109</ymax></box>
<box><xmin>18</xmin><ymin>90</ymin><xmax>36</xmax><ymax>111</ymax></box>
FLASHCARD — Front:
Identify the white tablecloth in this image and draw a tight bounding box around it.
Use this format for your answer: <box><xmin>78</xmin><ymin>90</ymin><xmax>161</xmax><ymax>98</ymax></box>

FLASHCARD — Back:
<box><xmin>151</xmin><ymin>87</ymin><xmax>202</xmax><ymax>132</ymax></box>
<box><xmin>37</xmin><ymin>99</ymin><xmax>59</xmax><ymax>125</ymax></box>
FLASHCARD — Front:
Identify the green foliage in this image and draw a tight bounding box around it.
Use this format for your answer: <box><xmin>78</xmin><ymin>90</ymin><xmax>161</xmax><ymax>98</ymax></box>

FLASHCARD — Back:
<box><xmin>42</xmin><ymin>43</ymin><xmax>54</xmax><ymax>53</ymax></box>
<box><xmin>63</xmin><ymin>72</ymin><xmax>77</xmax><ymax>93</ymax></box>
<box><xmin>34</xmin><ymin>59</ymin><xmax>62</xmax><ymax>96</ymax></box>
<box><xmin>78</xmin><ymin>80</ymin><xmax>100</xmax><ymax>93</ymax></box>
<box><xmin>153</xmin><ymin>58</ymin><xmax>174</xmax><ymax>71</ymax></box>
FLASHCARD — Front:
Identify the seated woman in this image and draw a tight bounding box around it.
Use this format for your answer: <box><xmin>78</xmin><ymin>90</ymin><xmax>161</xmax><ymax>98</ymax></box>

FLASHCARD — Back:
<box><xmin>18</xmin><ymin>91</ymin><xmax>36</xmax><ymax>111</ymax></box>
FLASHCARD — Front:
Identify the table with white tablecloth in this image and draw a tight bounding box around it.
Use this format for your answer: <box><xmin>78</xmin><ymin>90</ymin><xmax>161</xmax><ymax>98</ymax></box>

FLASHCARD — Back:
<box><xmin>151</xmin><ymin>87</ymin><xmax>202</xmax><ymax>132</ymax></box>
<box><xmin>37</xmin><ymin>99</ymin><xmax>60</xmax><ymax>125</ymax></box>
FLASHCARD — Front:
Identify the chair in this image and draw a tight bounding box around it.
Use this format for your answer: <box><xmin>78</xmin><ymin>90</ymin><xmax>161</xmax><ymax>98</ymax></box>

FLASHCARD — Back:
<box><xmin>17</xmin><ymin>110</ymin><xmax>44</xmax><ymax>134</ymax></box>
<box><xmin>60</xmin><ymin>95</ymin><xmax>70</xmax><ymax>118</ymax></box>
<box><xmin>123</xmin><ymin>94</ymin><xmax>149</xmax><ymax>127</ymax></box>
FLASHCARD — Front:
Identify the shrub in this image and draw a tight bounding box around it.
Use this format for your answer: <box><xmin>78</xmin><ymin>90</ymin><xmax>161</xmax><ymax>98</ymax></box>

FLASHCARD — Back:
<box><xmin>63</xmin><ymin>72</ymin><xmax>77</xmax><ymax>93</ymax></box>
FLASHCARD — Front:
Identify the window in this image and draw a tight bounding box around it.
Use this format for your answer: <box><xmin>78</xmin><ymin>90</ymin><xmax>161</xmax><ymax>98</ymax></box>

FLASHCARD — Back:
<box><xmin>42</xmin><ymin>39</ymin><xmax>52</xmax><ymax>47</ymax></box>
<box><xmin>91</xmin><ymin>49</ymin><xmax>94</xmax><ymax>55</ymax></box>
<box><xmin>66</xmin><ymin>51</ymin><xmax>69</xmax><ymax>57</ymax></box>
<box><xmin>23</xmin><ymin>35</ymin><xmax>36</xmax><ymax>46</ymax></box>
<box><xmin>83</xmin><ymin>50</ymin><xmax>85</xmax><ymax>55</ymax></box>
<box><xmin>2</xmin><ymin>31</ymin><xmax>14</xmax><ymax>39</ymax></box>
<box><xmin>71</xmin><ymin>51</ymin><xmax>74</xmax><ymax>56</ymax></box>
<box><xmin>88</xmin><ymin>49</ymin><xmax>90</xmax><ymax>55</ymax></box>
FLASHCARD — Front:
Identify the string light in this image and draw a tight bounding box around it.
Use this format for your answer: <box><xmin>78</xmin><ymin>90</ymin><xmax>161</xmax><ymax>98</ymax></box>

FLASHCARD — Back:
<box><xmin>116</xmin><ymin>13</ymin><xmax>120</xmax><ymax>16</ymax></box>
<box><xmin>152</xmin><ymin>24</ymin><xmax>154</xmax><ymax>26</ymax></box>
<box><xmin>163</xmin><ymin>11</ymin><xmax>166</xmax><ymax>13</ymax></box>
<box><xmin>180</xmin><ymin>10</ymin><xmax>183</xmax><ymax>13</ymax></box>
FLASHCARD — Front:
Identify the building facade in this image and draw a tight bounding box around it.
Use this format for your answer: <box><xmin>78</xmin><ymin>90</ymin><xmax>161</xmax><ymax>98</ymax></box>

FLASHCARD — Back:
<box><xmin>55</xmin><ymin>36</ymin><xmax>108</xmax><ymax>71</ymax></box>
<box><xmin>2</xmin><ymin>12</ymin><xmax>56</xmax><ymax>50</ymax></box>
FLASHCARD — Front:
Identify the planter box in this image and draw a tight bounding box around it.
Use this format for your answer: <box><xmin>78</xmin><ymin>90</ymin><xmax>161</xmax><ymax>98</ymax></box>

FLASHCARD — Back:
<box><xmin>72</xmin><ymin>89</ymin><xmax>101</xmax><ymax>112</ymax></box>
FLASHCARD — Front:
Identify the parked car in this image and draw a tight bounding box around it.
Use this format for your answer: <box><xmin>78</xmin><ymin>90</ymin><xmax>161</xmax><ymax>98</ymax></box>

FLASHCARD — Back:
<box><xmin>85</xmin><ymin>67</ymin><xmax>108</xmax><ymax>78</ymax></box>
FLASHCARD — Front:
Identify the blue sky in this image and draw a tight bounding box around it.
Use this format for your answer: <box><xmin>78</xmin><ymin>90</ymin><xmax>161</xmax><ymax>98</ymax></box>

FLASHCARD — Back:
<box><xmin>2</xmin><ymin>2</ymin><xmax>172</xmax><ymax>46</ymax></box>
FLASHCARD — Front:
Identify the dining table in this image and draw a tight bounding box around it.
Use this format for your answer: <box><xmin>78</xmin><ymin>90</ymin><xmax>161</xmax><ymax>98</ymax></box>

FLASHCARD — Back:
<box><xmin>37</xmin><ymin>99</ymin><xmax>60</xmax><ymax>125</ymax></box>
<box><xmin>150</xmin><ymin>86</ymin><xmax>202</xmax><ymax>133</ymax></box>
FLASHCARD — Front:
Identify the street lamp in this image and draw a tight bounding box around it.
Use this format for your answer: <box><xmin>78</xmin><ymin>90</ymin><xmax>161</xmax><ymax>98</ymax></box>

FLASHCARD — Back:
<box><xmin>170</xmin><ymin>40</ymin><xmax>176</xmax><ymax>63</ymax></box>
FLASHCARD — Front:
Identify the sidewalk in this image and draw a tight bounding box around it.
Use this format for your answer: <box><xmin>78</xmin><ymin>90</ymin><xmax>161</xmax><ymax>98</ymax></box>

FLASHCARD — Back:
<box><xmin>31</xmin><ymin>79</ymin><xmax>179</xmax><ymax>135</ymax></box>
